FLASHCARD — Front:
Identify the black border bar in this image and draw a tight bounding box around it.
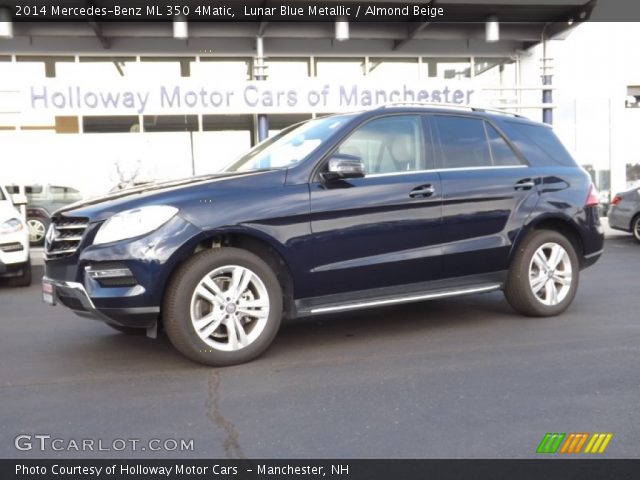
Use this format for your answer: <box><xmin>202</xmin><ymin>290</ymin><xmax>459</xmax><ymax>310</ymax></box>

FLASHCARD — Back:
<box><xmin>3</xmin><ymin>459</ymin><xmax>640</xmax><ymax>480</ymax></box>
<box><xmin>0</xmin><ymin>0</ymin><xmax>605</xmax><ymax>23</ymax></box>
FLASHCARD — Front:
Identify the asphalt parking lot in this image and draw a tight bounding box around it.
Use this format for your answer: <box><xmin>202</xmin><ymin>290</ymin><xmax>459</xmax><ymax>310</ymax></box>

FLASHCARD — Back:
<box><xmin>1</xmin><ymin>235</ymin><xmax>638</xmax><ymax>459</ymax></box>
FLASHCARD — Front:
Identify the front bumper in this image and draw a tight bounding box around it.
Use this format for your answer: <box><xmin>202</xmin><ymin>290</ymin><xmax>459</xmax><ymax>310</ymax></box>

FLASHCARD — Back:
<box><xmin>43</xmin><ymin>214</ymin><xmax>203</xmax><ymax>329</ymax></box>
<box><xmin>42</xmin><ymin>276</ymin><xmax>159</xmax><ymax>328</ymax></box>
<box><xmin>0</xmin><ymin>230</ymin><xmax>30</xmax><ymax>275</ymax></box>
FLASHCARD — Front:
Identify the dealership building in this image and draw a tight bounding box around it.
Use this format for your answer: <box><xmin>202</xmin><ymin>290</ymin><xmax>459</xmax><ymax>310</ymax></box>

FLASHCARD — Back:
<box><xmin>0</xmin><ymin>0</ymin><xmax>638</xmax><ymax>199</ymax></box>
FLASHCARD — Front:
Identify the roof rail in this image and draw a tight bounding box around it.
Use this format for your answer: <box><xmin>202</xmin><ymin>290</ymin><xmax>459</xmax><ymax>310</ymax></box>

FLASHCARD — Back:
<box><xmin>470</xmin><ymin>106</ymin><xmax>525</xmax><ymax>118</ymax></box>
<box><xmin>378</xmin><ymin>102</ymin><xmax>473</xmax><ymax>111</ymax></box>
<box><xmin>377</xmin><ymin>102</ymin><xmax>525</xmax><ymax>118</ymax></box>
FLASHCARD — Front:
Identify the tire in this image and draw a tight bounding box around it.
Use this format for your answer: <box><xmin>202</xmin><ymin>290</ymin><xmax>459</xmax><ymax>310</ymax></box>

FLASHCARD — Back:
<box><xmin>27</xmin><ymin>217</ymin><xmax>49</xmax><ymax>247</ymax></box>
<box><xmin>632</xmin><ymin>215</ymin><xmax>640</xmax><ymax>244</ymax></box>
<box><xmin>163</xmin><ymin>248</ymin><xmax>283</xmax><ymax>367</ymax></box>
<box><xmin>7</xmin><ymin>259</ymin><xmax>32</xmax><ymax>288</ymax></box>
<box><xmin>504</xmin><ymin>229</ymin><xmax>579</xmax><ymax>317</ymax></box>
<box><xmin>105</xmin><ymin>324</ymin><xmax>147</xmax><ymax>335</ymax></box>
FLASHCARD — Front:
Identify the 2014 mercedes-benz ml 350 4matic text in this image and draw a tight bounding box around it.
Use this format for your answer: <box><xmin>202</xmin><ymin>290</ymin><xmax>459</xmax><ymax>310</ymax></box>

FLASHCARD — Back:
<box><xmin>43</xmin><ymin>106</ymin><xmax>604</xmax><ymax>366</ymax></box>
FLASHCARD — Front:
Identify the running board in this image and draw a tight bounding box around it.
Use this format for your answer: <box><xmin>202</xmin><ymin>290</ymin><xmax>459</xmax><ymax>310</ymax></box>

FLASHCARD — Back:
<box><xmin>307</xmin><ymin>284</ymin><xmax>502</xmax><ymax>315</ymax></box>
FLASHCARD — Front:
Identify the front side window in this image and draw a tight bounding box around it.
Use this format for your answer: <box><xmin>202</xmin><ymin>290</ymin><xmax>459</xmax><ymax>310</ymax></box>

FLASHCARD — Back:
<box><xmin>337</xmin><ymin>115</ymin><xmax>425</xmax><ymax>174</ymax></box>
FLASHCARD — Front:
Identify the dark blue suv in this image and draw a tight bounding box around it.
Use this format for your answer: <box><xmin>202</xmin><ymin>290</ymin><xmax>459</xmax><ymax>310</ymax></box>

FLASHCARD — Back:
<box><xmin>43</xmin><ymin>106</ymin><xmax>604</xmax><ymax>366</ymax></box>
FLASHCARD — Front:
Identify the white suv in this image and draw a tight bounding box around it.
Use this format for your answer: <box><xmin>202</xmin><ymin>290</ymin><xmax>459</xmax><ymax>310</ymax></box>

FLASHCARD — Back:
<box><xmin>0</xmin><ymin>185</ymin><xmax>31</xmax><ymax>287</ymax></box>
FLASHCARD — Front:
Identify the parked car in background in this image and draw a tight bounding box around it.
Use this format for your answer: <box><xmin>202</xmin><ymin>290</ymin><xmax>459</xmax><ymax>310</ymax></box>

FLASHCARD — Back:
<box><xmin>42</xmin><ymin>106</ymin><xmax>604</xmax><ymax>366</ymax></box>
<box><xmin>609</xmin><ymin>187</ymin><xmax>640</xmax><ymax>243</ymax></box>
<box><xmin>4</xmin><ymin>184</ymin><xmax>83</xmax><ymax>246</ymax></box>
<box><xmin>598</xmin><ymin>189</ymin><xmax>610</xmax><ymax>217</ymax></box>
<box><xmin>0</xmin><ymin>184</ymin><xmax>31</xmax><ymax>287</ymax></box>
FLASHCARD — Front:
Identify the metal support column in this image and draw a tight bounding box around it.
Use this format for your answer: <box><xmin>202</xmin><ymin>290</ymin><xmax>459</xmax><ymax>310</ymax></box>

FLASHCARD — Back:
<box><xmin>542</xmin><ymin>73</ymin><xmax>553</xmax><ymax>125</ymax></box>
<box><xmin>541</xmin><ymin>26</ymin><xmax>553</xmax><ymax>125</ymax></box>
<box><xmin>254</xmin><ymin>36</ymin><xmax>269</xmax><ymax>142</ymax></box>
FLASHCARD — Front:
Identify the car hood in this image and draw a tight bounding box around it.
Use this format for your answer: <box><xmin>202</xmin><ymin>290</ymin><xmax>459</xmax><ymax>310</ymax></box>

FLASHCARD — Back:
<box><xmin>56</xmin><ymin>169</ymin><xmax>287</xmax><ymax>223</ymax></box>
<box><xmin>0</xmin><ymin>201</ymin><xmax>22</xmax><ymax>222</ymax></box>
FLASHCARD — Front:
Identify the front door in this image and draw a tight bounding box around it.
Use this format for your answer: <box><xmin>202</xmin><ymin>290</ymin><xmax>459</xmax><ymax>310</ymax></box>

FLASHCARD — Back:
<box><xmin>308</xmin><ymin>114</ymin><xmax>443</xmax><ymax>298</ymax></box>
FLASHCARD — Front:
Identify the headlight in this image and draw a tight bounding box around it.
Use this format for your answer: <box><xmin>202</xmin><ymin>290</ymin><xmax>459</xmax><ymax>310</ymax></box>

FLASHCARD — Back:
<box><xmin>93</xmin><ymin>205</ymin><xmax>179</xmax><ymax>245</ymax></box>
<box><xmin>0</xmin><ymin>218</ymin><xmax>24</xmax><ymax>235</ymax></box>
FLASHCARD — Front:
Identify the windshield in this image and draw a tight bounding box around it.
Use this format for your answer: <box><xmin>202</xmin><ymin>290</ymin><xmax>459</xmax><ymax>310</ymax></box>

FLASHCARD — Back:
<box><xmin>224</xmin><ymin>114</ymin><xmax>355</xmax><ymax>173</ymax></box>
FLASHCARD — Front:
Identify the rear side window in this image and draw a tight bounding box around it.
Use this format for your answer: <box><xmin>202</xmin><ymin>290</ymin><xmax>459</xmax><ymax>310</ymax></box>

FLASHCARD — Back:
<box><xmin>433</xmin><ymin>116</ymin><xmax>491</xmax><ymax>168</ymax></box>
<box><xmin>502</xmin><ymin>121</ymin><xmax>576</xmax><ymax>167</ymax></box>
<box><xmin>485</xmin><ymin>123</ymin><xmax>522</xmax><ymax>166</ymax></box>
<box><xmin>432</xmin><ymin>115</ymin><xmax>523</xmax><ymax>169</ymax></box>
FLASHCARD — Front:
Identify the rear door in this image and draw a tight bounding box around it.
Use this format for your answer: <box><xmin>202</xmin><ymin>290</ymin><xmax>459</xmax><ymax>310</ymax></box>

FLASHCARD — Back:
<box><xmin>430</xmin><ymin>114</ymin><xmax>540</xmax><ymax>279</ymax></box>
<box><xmin>308</xmin><ymin>114</ymin><xmax>443</xmax><ymax>297</ymax></box>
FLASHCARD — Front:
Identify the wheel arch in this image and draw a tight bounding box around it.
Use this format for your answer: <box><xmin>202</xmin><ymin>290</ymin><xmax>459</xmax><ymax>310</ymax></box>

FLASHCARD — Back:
<box><xmin>26</xmin><ymin>207</ymin><xmax>51</xmax><ymax>220</ymax></box>
<box><xmin>161</xmin><ymin>227</ymin><xmax>297</xmax><ymax>325</ymax></box>
<box><xmin>511</xmin><ymin>214</ymin><xmax>585</xmax><ymax>267</ymax></box>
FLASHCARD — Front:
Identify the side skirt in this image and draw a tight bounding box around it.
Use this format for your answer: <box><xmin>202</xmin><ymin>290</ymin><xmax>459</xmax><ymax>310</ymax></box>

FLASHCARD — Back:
<box><xmin>295</xmin><ymin>272</ymin><xmax>506</xmax><ymax>317</ymax></box>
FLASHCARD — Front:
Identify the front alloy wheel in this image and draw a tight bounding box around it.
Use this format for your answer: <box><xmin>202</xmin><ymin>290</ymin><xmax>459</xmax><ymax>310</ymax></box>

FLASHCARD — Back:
<box><xmin>190</xmin><ymin>265</ymin><xmax>270</xmax><ymax>352</ymax></box>
<box><xmin>505</xmin><ymin>229</ymin><xmax>579</xmax><ymax>317</ymax></box>
<box><xmin>164</xmin><ymin>248</ymin><xmax>283</xmax><ymax>366</ymax></box>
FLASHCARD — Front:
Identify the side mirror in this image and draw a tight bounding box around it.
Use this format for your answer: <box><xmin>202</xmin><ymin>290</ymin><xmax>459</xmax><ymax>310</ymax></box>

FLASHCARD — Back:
<box><xmin>11</xmin><ymin>193</ymin><xmax>28</xmax><ymax>206</ymax></box>
<box><xmin>322</xmin><ymin>154</ymin><xmax>366</xmax><ymax>181</ymax></box>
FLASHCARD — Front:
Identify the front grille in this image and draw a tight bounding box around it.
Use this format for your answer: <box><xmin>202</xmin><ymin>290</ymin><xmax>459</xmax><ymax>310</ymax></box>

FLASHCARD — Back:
<box><xmin>45</xmin><ymin>216</ymin><xmax>89</xmax><ymax>259</ymax></box>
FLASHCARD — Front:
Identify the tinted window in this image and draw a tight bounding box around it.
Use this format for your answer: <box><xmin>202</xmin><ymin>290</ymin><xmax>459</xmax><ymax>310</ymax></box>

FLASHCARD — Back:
<box><xmin>337</xmin><ymin>115</ymin><xmax>426</xmax><ymax>174</ymax></box>
<box><xmin>502</xmin><ymin>121</ymin><xmax>576</xmax><ymax>167</ymax></box>
<box><xmin>485</xmin><ymin>123</ymin><xmax>523</xmax><ymax>166</ymax></box>
<box><xmin>433</xmin><ymin>116</ymin><xmax>491</xmax><ymax>168</ymax></box>
<box><xmin>49</xmin><ymin>186</ymin><xmax>82</xmax><ymax>202</ymax></box>
<box><xmin>0</xmin><ymin>187</ymin><xmax>5</xmax><ymax>201</ymax></box>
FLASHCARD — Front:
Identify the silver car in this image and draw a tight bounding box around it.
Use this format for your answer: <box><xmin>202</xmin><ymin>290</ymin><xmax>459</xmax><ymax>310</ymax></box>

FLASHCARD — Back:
<box><xmin>609</xmin><ymin>187</ymin><xmax>640</xmax><ymax>243</ymax></box>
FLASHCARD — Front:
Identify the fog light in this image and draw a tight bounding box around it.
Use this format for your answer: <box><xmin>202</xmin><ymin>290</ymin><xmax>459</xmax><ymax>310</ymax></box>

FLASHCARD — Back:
<box><xmin>85</xmin><ymin>265</ymin><xmax>137</xmax><ymax>287</ymax></box>
<box><xmin>87</xmin><ymin>268</ymin><xmax>133</xmax><ymax>279</ymax></box>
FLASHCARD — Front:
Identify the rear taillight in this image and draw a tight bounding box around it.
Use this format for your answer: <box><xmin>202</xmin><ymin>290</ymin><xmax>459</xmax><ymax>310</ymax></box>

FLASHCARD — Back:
<box><xmin>611</xmin><ymin>195</ymin><xmax>622</xmax><ymax>206</ymax></box>
<box><xmin>585</xmin><ymin>184</ymin><xmax>599</xmax><ymax>207</ymax></box>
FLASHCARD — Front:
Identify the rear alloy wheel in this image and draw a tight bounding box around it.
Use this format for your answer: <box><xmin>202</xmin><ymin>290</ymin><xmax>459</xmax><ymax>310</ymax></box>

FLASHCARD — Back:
<box><xmin>632</xmin><ymin>215</ymin><xmax>640</xmax><ymax>244</ymax></box>
<box><xmin>163</xmin><ymin>248</ymin><xmax>282</xmax><ymax>366</ymax></box>
<box><xmin>505</xmin><ymin>230</ymin><xmax>579</xmax><ymax>317</ymax></box>
<box><xmin>27</xmin><ymin>217</ymin><xmax>49</xmax><ymax>246</ymax></box>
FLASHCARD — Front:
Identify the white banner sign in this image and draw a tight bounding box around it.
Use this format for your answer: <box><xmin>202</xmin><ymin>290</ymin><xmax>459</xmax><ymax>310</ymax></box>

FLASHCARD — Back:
<box><xmin>19</xmin><ymin>79</ymin><xmax>482</xmax><ymax>116</ymax></box>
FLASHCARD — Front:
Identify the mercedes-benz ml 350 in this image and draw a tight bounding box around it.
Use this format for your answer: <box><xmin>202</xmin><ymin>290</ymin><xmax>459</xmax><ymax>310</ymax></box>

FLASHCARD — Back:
<box><xmin>43</xmin><ymin>106</ymin><xmax>604</xmax><ymax>366</ymax></box>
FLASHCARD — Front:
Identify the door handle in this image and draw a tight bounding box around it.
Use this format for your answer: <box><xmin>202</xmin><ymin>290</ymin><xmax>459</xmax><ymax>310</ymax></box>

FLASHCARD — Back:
<box><xmin>409</xmin><ymin>185</ymin><xmax>435</xmax><ymax>198</ymax></box>
<box><xmin>514</xmin><ymin>179</ymin><xmax>536</xmax><ymax>190</ymax></box>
